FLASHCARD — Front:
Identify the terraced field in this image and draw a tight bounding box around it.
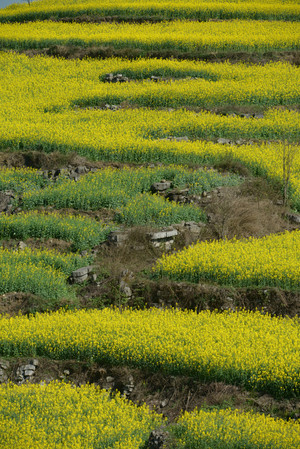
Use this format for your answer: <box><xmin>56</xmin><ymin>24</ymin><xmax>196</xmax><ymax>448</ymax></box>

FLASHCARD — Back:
<box><xmin>1</xmin><ymin>0</ymin><xmax>300</xmax><ymax>22</ymax></box>
<box><xmin>0</xmin><ymin>0</ymin><xmax>299</xmax><ymax>447</ymax></box>
<box><xmin>1</xmin><ymin>19</ymin><xmax>299</xmax><ymax>54</ymax></box>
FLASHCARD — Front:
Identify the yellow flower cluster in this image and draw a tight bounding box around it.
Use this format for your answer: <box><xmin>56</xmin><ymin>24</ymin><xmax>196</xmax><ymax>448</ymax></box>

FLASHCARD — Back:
<box><xmin>0</xmin><ymin>210</ymin><xmax>113</xmax><ymax>251</ymax></box>
<box><xmin>173</xmin><ymin>408</ymin><xmax>300</xmax><ymax>449</ymax></box>
<box><xmin>84</xmin><ymin>77</ymin><xmax>300</xmax><ymax>109</ymax></box>
<box><xmin>0</xmin><ymin>308</ymin><xmax>298</xmax><ymax>397</ymax></box>
<box><xmin>0</xmin><ymin>20</ymin><xmax>299</xmax><ymax>53</ymax></box>
<box><xmin>0</xmin><ymin>381</ymin><xmax>163</xmax><ymax>449</ymax></box>
<box><xmin>154</xmin><ymin>230</ymin><xmax>300</xmax><ymax>290</ymax></box>
<box><xmin>0</xmin><ymin>246</ymin><xmax>91</xmax><ymax>300</ymax></box>
<box><xmin>1</xmin><ymin>0</ymin><xmax>299</xmax><ymax>22</ymax></box>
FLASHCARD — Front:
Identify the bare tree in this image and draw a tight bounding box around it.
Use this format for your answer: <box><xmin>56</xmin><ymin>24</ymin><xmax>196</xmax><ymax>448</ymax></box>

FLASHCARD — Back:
<box><xmin>281</xmin><ymin>141</ymin><xmax>298</xmax><ymax>207</ymax></box>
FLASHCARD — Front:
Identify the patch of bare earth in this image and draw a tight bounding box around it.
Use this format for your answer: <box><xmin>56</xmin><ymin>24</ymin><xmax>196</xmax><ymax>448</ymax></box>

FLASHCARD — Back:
<box><xmin>0</xmin><ymin>291</ymin><xmax>68</xmax><ymax>315</ymax></box>
<box><xmin>0</xmin><ymin>150</ymin><xmax>136</xmax><ymax>170</ymax></box>
<box><xmin>15</xmin><ymin>46</ymin><xmax>300</xmax><ymax>65</ymax></box>
<box><xmin>1</xmin><ymin>358</ymin><xmax>299</xmax><ymax>422</ymax></box>
<box><xmin>78</xmin><ymin>180</ymin><xmax>299</xmax><ymax>316</ymax></box>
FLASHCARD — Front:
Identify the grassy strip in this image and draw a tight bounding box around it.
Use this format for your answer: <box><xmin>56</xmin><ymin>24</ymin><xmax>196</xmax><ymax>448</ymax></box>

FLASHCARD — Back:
<box><xmin>0</xmin><ymin>308</ymin><xmax>298</xmax><ymax>397</ymax></box>
<box><xmin>153</xmin><ymin>230</ymin><xmax>300</xmax><ymax>291</ymax></box>
<box><xmin>0</xmin><ymin>382</ymin><xmax>163</xmax><ymax>449</ymax></box>
<box><xmin>0</xmin><ymin>246</ymin><xmax>91</xmax><ymax>278</ymax></box>
<box><xmin>0</xmin><ymin>0</ymin><xmax>299</xmax><ymax>23</ymax></box>
<box><xmin>0</xmin><ymin>259</ymin><xmax>70</xmax><ymax>302</ymax></box>
<box><xmin>21</xmin><ymin>165</ymin><xmax>239</xmax><ymax>225</ymax></box>
<box><xmin>115</xmin><ymin>192</ymin><xmax>205</xmax><ymax>226</ymax></box>
<box><xmin>0</xmin><ymin>20</ymin><xmax>298</xmax><ymax>54</ymax></box>
<box><xmin>0</xmin><ymin>211</ymin><xmax>113</xmax><ymax>251</ymax></box>
<box><xmin>0</xmin><ymin>247</ymin><xmax>92</xmax><ymax>301</ymax></box>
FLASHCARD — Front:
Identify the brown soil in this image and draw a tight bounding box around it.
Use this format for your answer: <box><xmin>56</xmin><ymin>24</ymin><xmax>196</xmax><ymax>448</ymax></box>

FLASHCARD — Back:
<box><xmin>0</xmin><ymin>292</ymin><xmax>56</xmax><ymax>315</ymax></box>
<box><xmin>77</xmin><ymin>101</ymin><xmax>300</xmax><ymax>116</ymax></box>
<box><xmin>0</xmin><ymin>150</ymin><xmax>136</xmax><ymax>171</ymax></box>
<box><xmin>3</xmin><ymin>357</ymin><xmax>299</xmax><ymax>421</ymax></box>
<box><xmin>79</xmin><ymin>276</ymin><xmax>300</xmax><ymax>318</ymax></box>
<box><xmin>1</xmin><ymin>268</ymin><xmax>298</xmax><ymax>318</ymax></box>
<box><xmin>49</xmin><ymin>14</ymin><xmax>176</xmax><ymax>24</ymax></box>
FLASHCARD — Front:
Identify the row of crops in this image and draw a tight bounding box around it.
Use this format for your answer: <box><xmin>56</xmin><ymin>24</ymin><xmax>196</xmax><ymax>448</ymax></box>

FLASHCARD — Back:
<box><xmin>0</xmin><ymin>211</ymin><xmax>113</xmax><ymax>251</ymax></box>
<box><xmin>0</xmin><ymin>308</ymin><xmax>298</xmax><ymax>397</ymax></box>
<box><xmin>153</xmin><ymin>230</ymin><xmax>300</xmax><ymax>289</ymax></box>
<box><xmin>0</xmin><ymin>246</ymin><xmax>92</xmax><ymax>302</ymax></box>
<box><xmin>1</xmin><ymin>0</ymin><xmax>299</xmax><ymax>22</ymax></box>
<box><xmin>0</xmin><ymin>0</ymin><xmax>299</xmax><ymax>447</ymax></box>
<box><xmin>0</xmin><ymin>382</ymin><xmax>298</xmax><ymax>449</ymax></box>
<box><xmin>2</xmin><ymin>53</ymin><xmax>300</xmax><ymax>110</ymax></box>
<box><xmin>0</xmin><ymin>20</ymin><xmax>299</xmax><ymax>53</ymax></box>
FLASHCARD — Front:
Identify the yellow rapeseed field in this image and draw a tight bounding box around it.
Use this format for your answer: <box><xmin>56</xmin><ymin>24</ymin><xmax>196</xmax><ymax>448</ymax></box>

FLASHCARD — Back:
<box><xmin>0</xmin><ymin>20</ymin><xmax>299</xmax><ymax>53</ymax></box>
<box><xmin>0</xmin><ymin>210</ymin><xmax>113</xmax><ymax>251</ymax></box>
<box><xmin>0</xmin><ymin>246</ymin><xmax>91</xmax><ymax>300</ymax></box>
<box><xmin>0</xmin><ymin>0</ymin><xmax>299</xmax><ymax>445</ymax></box>
<box><xmin>0</xmin><ymin>381</ymin><xmax>298</xmax><ymax>449</ymax></box>
<box><xmin>154</xmin><ymin>230</ymin><xmax>300</xmax><ymax>290</ymax></box>
<box><xmin>0</xmin><ymin>381</ymin><xmax>163</xmax><ymax>449</ymax></box>
<box><xmin>0</xmin><ymin>0</ymin><xmax>299</xmax><ymax>22</ymax></box>
<box><xmin>1</xmin><ymin>52</ymin><xmax>300</xmax><ymax>208</ymax></box>
<box><xmin>0</xmin><ymin>308</ymin><xmax>298</xmax><ymax>397</ymax></box>
<box><xmin>0</xmin><ymin>0</ymin><xmax>299</xmax><ymax>446</ymax></box>
<box><xmin>173</xmin><ymin>408</ymin><xmax>300</xmax><ymax>449</ymax></box>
